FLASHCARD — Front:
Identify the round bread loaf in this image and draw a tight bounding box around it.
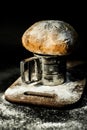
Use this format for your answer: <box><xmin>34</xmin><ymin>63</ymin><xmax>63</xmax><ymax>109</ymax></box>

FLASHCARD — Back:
<box><xmin>22</xmin><ymin>20</ymin><xmax>78</xmax><ymax>55</ymax></box>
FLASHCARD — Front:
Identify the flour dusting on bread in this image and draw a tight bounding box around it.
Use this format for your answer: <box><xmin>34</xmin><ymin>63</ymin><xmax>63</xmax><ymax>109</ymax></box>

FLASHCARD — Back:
<box><xmin>22</xmin><ymin>20</ymin><xmax>78</xmax><ymax>55</ymax></box>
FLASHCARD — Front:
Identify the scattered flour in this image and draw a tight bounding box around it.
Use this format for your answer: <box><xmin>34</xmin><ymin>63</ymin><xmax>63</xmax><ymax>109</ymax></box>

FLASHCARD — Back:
<box><xmin>0</xmin><ymin>96</ymin><xmax>87</xmax><ymax>129</ymax></box>
<box><xmin>0</xmin><ymin>103</ymin><xmax>24</xmax><ymax>116</ymax></box>
<box><xmin>31</xmin><ymin>120</ymin><xmax>83</xmax><ymax>130</ymax></box>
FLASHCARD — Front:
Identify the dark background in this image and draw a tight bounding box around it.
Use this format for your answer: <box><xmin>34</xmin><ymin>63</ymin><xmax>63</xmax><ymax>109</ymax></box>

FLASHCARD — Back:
<box><xmin>0</xmin><ymin>1</ymin><xmax>87</xmax><ymax>69</ymax></box>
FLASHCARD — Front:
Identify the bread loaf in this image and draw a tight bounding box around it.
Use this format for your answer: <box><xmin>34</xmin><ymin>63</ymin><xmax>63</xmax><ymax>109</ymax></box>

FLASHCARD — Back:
<box><xmin>22</xmin><ymin>20</ymin><xmax>78</xmax><ymax>55</ymax></box>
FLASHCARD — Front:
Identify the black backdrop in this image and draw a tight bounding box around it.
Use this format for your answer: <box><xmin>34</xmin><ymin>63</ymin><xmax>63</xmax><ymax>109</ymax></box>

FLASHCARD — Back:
<box><xmin>0</xmin><ymin>1</ymin><xmax>87</xmax><ymax>69</ymax></box>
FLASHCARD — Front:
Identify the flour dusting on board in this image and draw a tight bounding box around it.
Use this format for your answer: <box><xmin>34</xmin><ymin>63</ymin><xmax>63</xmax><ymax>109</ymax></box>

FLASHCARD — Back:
<box><xmin>5</xmin><ymin>78</ymin><xmax>86</xmax><ymax>105</ymax></box>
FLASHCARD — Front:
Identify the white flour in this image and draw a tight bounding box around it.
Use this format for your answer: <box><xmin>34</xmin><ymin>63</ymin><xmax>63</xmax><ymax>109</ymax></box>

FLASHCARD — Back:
<box><xmin>0</xmin><ymin>95</ymin><xmax>87</xmax><ymax>129</ymax></box>
<box><xmin>5</xmin><ymin>78</ymin><xmax>86</xmax><ymax>104</ymax></box>
<box><xmin>33</xmin><ymin>121</ymin><xmax>83</xmax><ymax>130</ymax></box>
<box><xmin>25</xmin><ymin>20</ymin><xmax>77</xmax><ymax>46</ymax></box>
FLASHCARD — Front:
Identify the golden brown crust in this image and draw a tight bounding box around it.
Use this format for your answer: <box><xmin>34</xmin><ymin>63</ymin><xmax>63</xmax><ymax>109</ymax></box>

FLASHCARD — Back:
<box><xmin>22</xmin><ymin>39</ymin><xmax>69</xmax><ymax>55</ymax></box>
<box><xmin>22</xmin><ymin>20</ymin><xmax>78</xmax><ymax>55</ymax></box>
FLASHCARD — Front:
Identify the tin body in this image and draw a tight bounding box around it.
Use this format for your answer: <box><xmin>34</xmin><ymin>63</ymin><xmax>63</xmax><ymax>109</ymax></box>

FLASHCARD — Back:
<box><xmin>20</xmin><ymin>54</ymin><xmax>66</xmax><ymax>86</ymax></box>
